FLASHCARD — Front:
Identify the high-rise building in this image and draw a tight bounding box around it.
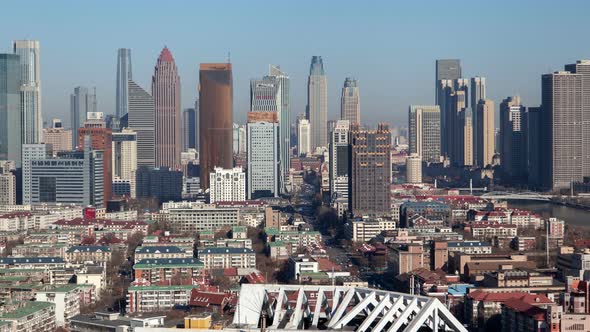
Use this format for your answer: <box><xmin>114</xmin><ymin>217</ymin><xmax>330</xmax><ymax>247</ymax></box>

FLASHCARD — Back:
<box><xmin>13</xmin><ymin>40</ymin><xmax>42</xmax><ymax>144</ymax></box>
<box><xmin>500</xmin><ymin>96</ymin><xmax>526</xmax><ymax>179</ymax></box>
<box><xmin>341</xmin><ymin>78</ymin><xmax>360</xmax><ymax>124</ymax></box>
<box><xmin>77</xmin><ymin>125</ymin><xmax>113</xmax><ymax>206</ymax></box>
<box><xmin>269</xmin><ymin>65</ymin><xmax>291</xmax><ymax>191</ymax></box>
<box><xmin>209</xmin><ymin>167</ymin><xmax>246</xmax><ymax>203</ymax></box>
<box><xmin>306</xmin><ymin>56</ymin><xmax>328</xmax><ymax>150</ymax></box>
<box><xmin>70</xmin><ymin>86</ymin><xmax>97</xmax><ymax>148</ymax></box>
<box><xmin>349</xmin><ymin>124</ymin><xmax>391</xmax><ymax>216</ymax></box>
<box><xmin>297</xmin><ymin>118</ymin><xmax>311</xmax><ymax>156</ymax></box>
<box><xmin>116</xmin><ymin>48</ymin><xmax>132</xmax><ymax>118</ymax></box>
<box><xmin>437</xmin><ymin>79</ymin><xmax>454</xmax><ymax>156</ymax></box>
<box><xmin>408</xmin><ymin>105</ymin><xmax>441</xmax><ymax>163</ymax></box>
<box><xmin>0</xmin><ymin>172</ymin><xmax>16</xmax><ymax>205</ymax></box>
<box><xmin>435</xmin><ymin>59</ymin><xmax>461</xmax><ymax>103</ymax></box>
<box><xmin>564</xmin><ymin>60</ymin><xmax>590</xmax><ymax>177</ymax></box>
<box><xmin>136</xmin><ymin>167</ymin><xmax>183</xmax><ymax>204</ymax></box>
<box><xmin>541</xmin><ymin>72</ymin><xmax>584</xmax><ymax>190</ymax></box>
<box><xmin>112</xmin><ymin>129</ymin><xmax>137</xmax><ymax>197</ymax></box>
<box><xmin>232</xmin><ymin>123</ymin><xmax>247</xmax><ymax>155</ymax></box>
<box><xmin>152</xmin><ymin>47</ymin><xmax>181</xmax><ymax>169</ymax></box>
<box><xmin>199</xmin><ymin>63</ymin><xmax>233</xmax><ymax>190</ymax></box>
<box><xmin>441</xmin><ymin>78</ymin><xmax>468</xmax><ymax>160</ymax></box>
<box><xmin>22</xmin><ymin>144</ymin><xmax>51</xmax><ymax>204</ymax></box>
<box><xmin>247</xmin><ymin>112</ymin><xmax>280</xmax><ymax>199</ymax></box>
<box><xmin>448</xmin><ymin>89</ymin><xmax>471</xmax><ymax>166</ymax></box>
<box><xmin>30</xmin><ymin>149</ymin><xmax>104</xmax><ymax>207</ymax></box>
<box><xmin>524</xmin><ymin>106</ymin><xmax>542</xmax><ymax>187</ymax></box>
<box><xmin>406</xmin><ymin>154</ymin><xmax>422</xmax><ymax>184</ymax></box>
<box><xmin>0</xmin><ymin>54</ymin><xmax>22</xmax><ymax>167</ymax></box>
<box><xmin>127</xmin><ymin>80</ymin><xmax>155</xmax><ymax>168</ymax></box>
<box><xmin>470</xmin><ymin>77</ymin><xmax>486</xmax><ymax>162</ymax></box>
<box><xmin>475</xmin><ymin>99</ymin><xmax>495</xmax><ymax>167</ymax></box>
<box><xmin>182</xmin><ymin>108</ymin><xmax>197</xmax><ymax>151</ymax></box>
<box><xmin>43</xmin><ymin>127</ymin><xmax>72</xmax><ymax>154</ymax></box>
<box><xmin>329</xmin><ymin>120</ymin><xmax>350</xmax><ymax>204</ymax></box>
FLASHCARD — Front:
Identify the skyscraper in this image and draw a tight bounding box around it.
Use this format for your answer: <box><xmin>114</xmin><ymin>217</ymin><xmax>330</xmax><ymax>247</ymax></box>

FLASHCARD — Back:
<box><xmin>408</xmin><ymin>105</ymin><xmax>441</xmax><ymax>163</ymax></box>
<box><xmin>116</xmin><ymin>48</ymin><xmax>132</xmax><ymax>118</ymax></box>
<box><xmin>152</xmin><ymin>47</ymin><xmax>181</xmax><ymax>169</ymax></box>
<box><xmin>341</xmin><ymin>78</ymin><xmax>360</xmax><ymax>124</ymax></box>
<box><xmin>78</xmin><ymin>125</ymin><xmax>113</xmax><ymax>206</ymax></box>
<box><xmin>349</xmin><ymin>124</ymin><xmax>391</xmax><ymax>216</ymax></box>
<box><xmin>329</xmin><ymin>120</ymin><xmax>350</xmax><ymax>210</ymax></box>
<box><xmin>435</xmin><ymin>60</ymin><xmax>462</xmax><ymax>101</ymax></box>
<box><xmin>297</xmin><ymin>118</ymin><xmax>310</xmax><ymax>156</ymax></box>
<box><xmin>406</xmin><ymin>154</ymin><xmax>422</xmax><ymax>184</ymax></box>
<box><xmin>199</xmin><ymin>63</ymin><xmax>233</xmax><ymax>190</ymax></box>
<box><xmin>470</xmin><ymin>77</ymin><xmax>486</xmax><ymax>163</ymax></box>
<box><xmin>564</xmin><ymin>60</ymin><xmax>590</xmax><ymax>177</ymax></box>
<box><xmin>306</xmin><ymin>56</ymin><xmax>328</xmax><ymax>150</ymax></box>
<box><xmin>209</xmin><ymin>167</ymin><xmax>246</xmax><ymax>203</ymax></box>
<box><xmin>541</xmin><ymin>72</ymin><xmax>583</xmax><ymax>190</ymax></box>
<box><xmin>22</xmin><ymin>143</ymin><xmax>50</xmax><ymax>204</ymax></box>
<box><xmin>500</xmin><ymin>96</ymin><xmax>526</xmax><ymax>179</ymax></box>
<box><xmin>475</xmin><ymin>99</ymin><xmax>495</xmax><ymax>167</ymax></box>
<box><xmin>524</xmin><ymin>106</ymin><xmax>542</xmax><ymax>187</ymax></box>
<box><xmin>13</xmin><ymin>40</ymin><xmax>42</xmax><ymax>144</ymax></box>
<box><xmin>0</xmin><ymin>54</ymin><xmax>22</xmax><ymax>166</ymax></box>
<box><xmin>127</xmin><ymin>80</ymin><xmax>155</xmax><ymax>168</ymax></box>
<box><xmin>448</xmin><ymin>89</ymin><xmax>470</xmax><ymax>165</ymax></box>
<box><xmin>70</xmin><ymin>86</ymin><xmax>97</xmax><ymax>148</ymax></box>
<box><xmin>247</xmin><ymin>112</ymin><xmax>280</xmax><ymax>199</ymax></box>
<box><xmin>182</xmin><ymin>108</ymin><xmax>197</xmax><ymax>151</ymax></box>
<box><xmin>269</xmin><ymin>64</ymin><xmax>291</xmax><ymax>191</ymax></box>
<box><xmin>112</xmin><ymin>129</ymin><xmax>137</xmax><ymax>197</ymax></box>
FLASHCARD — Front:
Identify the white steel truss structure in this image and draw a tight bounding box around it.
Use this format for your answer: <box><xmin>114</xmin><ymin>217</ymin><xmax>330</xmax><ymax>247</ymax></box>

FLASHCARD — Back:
<box><xmin>232</xmin><ymin>284</ymin><xmax>467</xmax><ymax>331</ymax></box>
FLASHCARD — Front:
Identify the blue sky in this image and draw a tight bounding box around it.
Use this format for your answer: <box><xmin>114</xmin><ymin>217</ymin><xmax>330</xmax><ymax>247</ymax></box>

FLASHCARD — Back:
<box><xmin>1</xmin><ymin>0</ymin><xmax>589</xmax><ymax>127</ymax></box>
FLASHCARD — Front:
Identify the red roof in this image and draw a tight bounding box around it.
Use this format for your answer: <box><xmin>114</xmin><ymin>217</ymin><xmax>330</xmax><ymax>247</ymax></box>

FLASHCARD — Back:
<box><xmin>189</xmin><ymin>289</ymin><xmax>230</xmax><ymax>307</ymax></box>
<box><xmin>158</xmin><ymin>47</ymin><xmax>174</xmax><ymax>62</ymax></box>
<box><xmin>0</xmin><ymin>212</ymin><xmax>32</xmax><ymax>219</ymax></box>
<box><xmin>244</xmin><ymin>272</ymin><xmax>266</xmax><ymax>284</ymax></box>
<box><xmin>467</xmin><ymin>290</ymin><xmax>552</xmax><ymax>306</ymax></box>
<box><xmin>503</xmin><ymin>299</ymin><xmax>547</xmax><ymax>320</ymax></box>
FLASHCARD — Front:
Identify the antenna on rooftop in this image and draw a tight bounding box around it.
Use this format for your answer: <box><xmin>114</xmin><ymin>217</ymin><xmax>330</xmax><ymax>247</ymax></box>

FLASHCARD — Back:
<box><xmin>227</xmin><ymin>51</ymin><xmax>231</xmax><ymax>63</ymax></box>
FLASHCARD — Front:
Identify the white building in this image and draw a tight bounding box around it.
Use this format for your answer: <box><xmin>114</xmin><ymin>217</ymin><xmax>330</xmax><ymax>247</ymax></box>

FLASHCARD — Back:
<box><xmin>22</xmin><ymin>143</ymin><xmax>49</xmax><ymax>204</ymax></box>
<box><xmin>247</xmin><ymin>118</ymin><xmax>280</xmax><ymax>199</ymax></box>
<box><xmin>0</xmin><ymin>301</ymin><xmax>55</xmax><ymax>332</ymax></box>
<box><xmin>0</xmin><ymin>173</ymin><xmax>16</xmax><ymax>205</ymax></box>
<box><xmin>406</xmin><ymin>153</ymin><xmax>422</xmax><ymax>184</ymax></box>
<box><xmin>14</xmin><ymin>40</ymin><xmax>43</xmax><ymax>145</ymax></box>
<box><xmin>162</xmin><ymin>202</ymin><xmax>240</xmax><ymax>233</ymax></box>
<box><xmin>346</xmin><ymin>218</ymin><xmax>397</xmax><ymax>242</ymax></box>
<box><xmin>297</xmin><ymin>118</ymin><xmax>311</xmax><ymax>156</ymax></box>
<box><xmin>35</xmin><ymin>285</ymin><xmax>82</xmax><ymax>327</ymax></box>
<box><xmin>209</xmin><ymin>167</ymin><xmax>246</xmax><ymax>203</ymax></box>
<box><xmin>112</xmin><ymin>129</ymin><xmax>137</xmax><ymax>197</ymax></box>
<box><xmin>197</xmin><ymin>247</ymin><xmax>256</xmax><ymax>269</ymax></box>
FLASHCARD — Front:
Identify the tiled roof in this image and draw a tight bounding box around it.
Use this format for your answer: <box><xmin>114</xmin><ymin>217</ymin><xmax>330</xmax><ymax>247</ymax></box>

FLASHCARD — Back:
<box><xmin>135</xmin><ymin>246</ymin><xmax>185</xmax><ymax>254</ymax></box>
<box><xmin>66</xmin><ymin>246</ymin><xmax>111</xmax><ymax>253</ymax></box>
<box><xmin>198</xmin><ymin>247</ymin><xmax>255</xmax><ymax>255</ymax></box>
<box><xmin>0</xmin><ymin>257</ymin><xmax>65</xmax><ymax>264</ymax></box>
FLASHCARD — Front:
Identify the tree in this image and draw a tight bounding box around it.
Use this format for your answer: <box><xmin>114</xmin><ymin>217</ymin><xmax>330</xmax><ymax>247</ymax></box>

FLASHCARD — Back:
<box><xmin>127</xmin><ymin>232</ymin><xmax>144</xmax><ymax>258</ymax></box>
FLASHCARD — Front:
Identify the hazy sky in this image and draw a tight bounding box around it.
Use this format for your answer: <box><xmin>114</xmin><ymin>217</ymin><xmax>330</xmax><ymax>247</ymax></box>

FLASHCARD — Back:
<box><xmin>1</xmin><ymin>0</ymin><xmax>589</xmax><ymax>127</ymax></box>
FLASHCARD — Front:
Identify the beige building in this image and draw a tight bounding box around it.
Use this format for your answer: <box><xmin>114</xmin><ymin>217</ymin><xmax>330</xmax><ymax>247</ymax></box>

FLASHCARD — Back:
<box><xmin>391</xmin><ymin>244</ymin><xmax>425</xmax><ymax>276</ymax></box>
<box><xmin>197</xmin><ymin>247</ymin><xmax>256</xmax><ymax>269</ymax></box>
<box><xmin>65</xmin><ymin>246</ymin><xmax>112</xmax><ymax>264</ymax></box>
<box><xmin>476</xmin><ymin>99</ymin><xmax>495</xmax><ymax>166</ymax></box>
<box><xmin>406</xmin><ymin>153</ymin><xmax>422</xmax><ymax>184</ymax></box>
<box><xmin>42</xmin><ymin>128</ymin><xmax>73</xmax><ymax>154</ymax></box>
<box><xmin>340</xmin><ymin>78</ymin><xmax>360</xmax><ymax>124</ymax></box>
<box><xmin>0</xmin><ymin>173</ymin><xmax>16</xmax><ymax>205</ymax></box>
<box><xmin>0</xmin><ymin>301</ymin><xmax>56</xmax><ymax>332</ymax></box>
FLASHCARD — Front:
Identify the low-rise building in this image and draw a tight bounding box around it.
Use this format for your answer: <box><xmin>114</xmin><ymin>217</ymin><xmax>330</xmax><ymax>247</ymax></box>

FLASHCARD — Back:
<box><xmin>133</xmin><ymin>258</ymin><xmax>204</xmax><ymax>284</ymax></box>
<box><xmin>447</xmin><ymin>240</ymin><xmax>492</xmax><ymax>255</ymax></box>
<box><xmin>289</xmin><ymin>256</ymin><xmax>319</xmax><ymax>280</ymax></box>
<box><xmin>345</xmin><ymin>218</ymin><xmax>396</xmax><ymax>242</ymax></box>
<box><xmin>470</xmin><ymin>222</ymin><xmax>517</xmax><ymax>239</ymax></box>
<box><xmin>390</xmin><ymin>244</ymin><xmax>425</xmax><ymax>276</ymax></box>
<box><xmin>65</xmin><ymin>246</ymin><xmax>112</xmax><ymax>264</ymax></box>
<box><xmin>35</xmin><ymin>284</ymin><xmax>83</xmax><ymax>327</ymax></box>
<box><xmin>126</xmin><ymin>285</ymin><xmax>194</xmax><ymax>313</ymax></box>
<box><xmin>197</xmin><ymin>247</ymin><xmax>256</xmax><ymax>269</ymax></box>
<box><xmin>0</xmin><ymin>301</ymin><xmax>56</xmax><ymax>332</ymax></box>
<box><xmin>134</xmin><ymin>246</ymin><xmax>193</xmax><ymax>263</ymax></box>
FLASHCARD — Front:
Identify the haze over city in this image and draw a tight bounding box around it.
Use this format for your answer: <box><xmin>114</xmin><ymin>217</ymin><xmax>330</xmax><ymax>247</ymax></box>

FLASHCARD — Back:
<box><xmin>1</xmin><ymin>0</ymin><xmax>589</xmax><ymax>125</ymax></box>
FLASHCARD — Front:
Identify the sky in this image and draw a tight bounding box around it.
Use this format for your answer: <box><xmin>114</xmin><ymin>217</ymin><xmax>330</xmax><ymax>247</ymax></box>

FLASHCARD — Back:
<box><xmin>1</xmin><ymin>0</ymin><xmax>589</xmax><ymax>127</ymax></box>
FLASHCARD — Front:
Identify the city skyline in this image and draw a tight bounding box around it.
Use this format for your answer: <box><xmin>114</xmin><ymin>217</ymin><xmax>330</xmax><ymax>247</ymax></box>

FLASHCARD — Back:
<box><xmin>1</xmin><ymin>1</ymin><xmax>589</xmax><ymax>127</ymax></box>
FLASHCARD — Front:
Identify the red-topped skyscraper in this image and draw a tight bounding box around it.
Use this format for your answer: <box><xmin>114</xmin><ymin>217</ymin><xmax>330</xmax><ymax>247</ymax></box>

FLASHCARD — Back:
<box><xmin>152</xmin><ymin>47</ymin><xmax>181</xmax><ymax>169</ymax></box>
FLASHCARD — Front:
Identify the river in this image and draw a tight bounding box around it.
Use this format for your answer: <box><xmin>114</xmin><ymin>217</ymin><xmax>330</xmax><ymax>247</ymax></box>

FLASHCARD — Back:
<box><xmin>507</xmin><ymin>200</ymin><xmax>590</xmax><ymax>228</ymax></box>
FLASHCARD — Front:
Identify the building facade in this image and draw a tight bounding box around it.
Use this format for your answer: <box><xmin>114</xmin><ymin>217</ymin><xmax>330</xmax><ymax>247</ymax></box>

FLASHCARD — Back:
<box><xmin>341</xmin><ymin>77</ymin><xmax>360</xmax><ymax>124</ymax></box>
<box><xmin>22</xmin><ymin>144</ymin><xmax>50</xmax><ymax>204</ymax></box>
<box><xmin>0</xmin><ymin>54</ymin><xmax>21</xmax><ymax>167</ymax></box>
<box><xmin>269</xmin><ymin>65</ymin><xmax>291</xmax><ymax>192</ymax></box>
<box><xmin>297</xmin><ymin>118</ymin><xmax>311</xmax><ymax>156</ymax></box>
<box><xmin>500</xmin><ymin>96</ymin><xmax>526</xmax><ymax>179</ymax></box>
<box><xmin>349</xmin><ymin>124</ymin><xmax>392</xmax><ymax>216</ymax></box>
<box><xmin>475</xmin><ymin>99</ymin><xmax>495</xmax><ymax>167</ymax></box>
<box><xmin>13</xmin><ymin>40</ymin><xmax>42</xmax><ymax>145</ymax></box>
<box><xmin>406</xmin><ymin>153</ymin><xmax>422</xmax><ymax>184</ymax></box>
<box><xmin>152</xmin><ymin>47</ymin><xmax>181</xmax><ymax>169</ymax></box>
<box><xmin>209</xmin><ymin>167</ymin><xmax>246</xmax><ymax>203</ymax></box>
<box><xmin>199</xmin><ymin>63</ymin><xmax>233</xmax><ymax>190</ymax></box>
<box><xmin>408</xmin><ymin>105</ymin><xmax>441</xmax><ymax>163</ymax></box>
<box><xmin>112</xmin><ymin>129</ymin><xmax>137</xmax><ymax>197</ymax></box>
<box><xmin>541</xmin><ymin>72</ymin><xmax>583</xmax><ymax>190</ymax></box>
<box><xmin>306</xmin><ymin>56</ymin><xmax>327</xmax><ymax>150</ymax></box>
<box><xmin>116</xmin><ymin>48</ymin><xmax>132</xmax><ymax>118</ymax></box>
<box><xmin>182</xmin><ymin>107</ymin><xmax>197</xmax><ymax>151</ymax></box>
<box><xmin>69</xmin><ymin>86</ymin><xmax>96</xmax><ymax>148</ymax></box>
<box><xmin>127</xmin><ymin>80</ymin><xmax>155</xmax><ymax>168</ymax></box>
<box><xmin>247</xmin><ymin>112</ymin><xmax>280</xmax><ymax>199</ymax></box>
<box><xmin>77</xmin><ymin>126</ymin><xmax>113</xmax><ymax>206</ymax></box>
<box><xmin>329</xmin><ymin>120</ymin><xmax>350</xmax><ymax>204</ymax></box>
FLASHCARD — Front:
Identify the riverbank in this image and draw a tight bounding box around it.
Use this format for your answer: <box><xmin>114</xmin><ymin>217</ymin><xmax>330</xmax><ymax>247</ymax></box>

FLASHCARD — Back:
<box><xmin>507</xmin><ymin>200</ymin><xmax>590</xmax><ymax>228</ymax></box>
